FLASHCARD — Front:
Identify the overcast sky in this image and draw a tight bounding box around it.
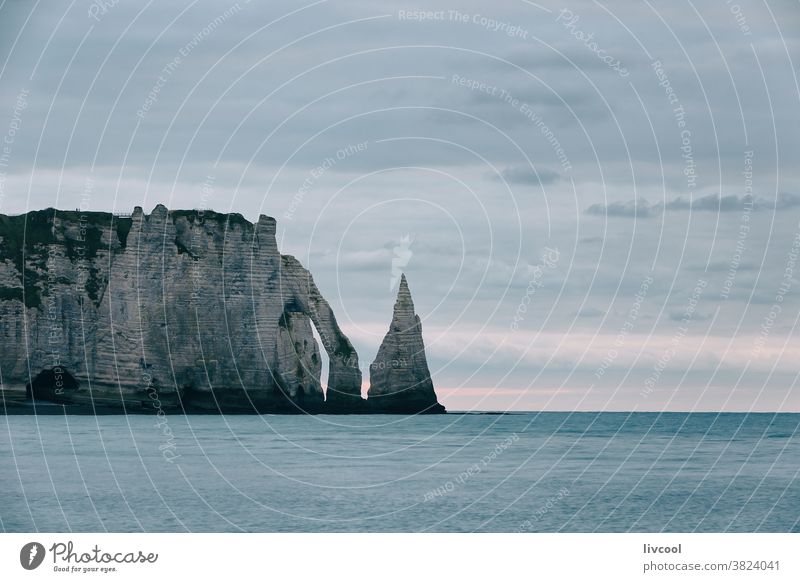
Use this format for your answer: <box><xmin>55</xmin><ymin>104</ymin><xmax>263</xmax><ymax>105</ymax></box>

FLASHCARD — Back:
<box><xmin>1</xmin><ymin>0</ymin><xmax>798</xmax><ymax>411</ymax></box>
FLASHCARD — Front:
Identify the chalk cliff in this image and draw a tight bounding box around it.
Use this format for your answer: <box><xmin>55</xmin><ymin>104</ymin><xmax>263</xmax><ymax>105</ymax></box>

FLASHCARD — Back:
<box><xmin>0</xmin><ymin>206</ymin><xmax>364</xmax><ymax>413</ymax></box>
<box><xmin>367</xmin><ymin>274</ymin><xmax>445</xmax><ymax>413</ymax></box>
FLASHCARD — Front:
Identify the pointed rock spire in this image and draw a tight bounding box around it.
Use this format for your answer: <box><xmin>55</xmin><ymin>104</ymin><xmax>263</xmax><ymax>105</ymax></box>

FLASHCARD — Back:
<box><xmin>367</xmin><ymin>274</ymin><xmax>445</xmax><ymax>414</ymax></box>
<box><xmin>391</xmin><ymin>274</ymin><xmax>416</xmax><ymax>330</ymax></box>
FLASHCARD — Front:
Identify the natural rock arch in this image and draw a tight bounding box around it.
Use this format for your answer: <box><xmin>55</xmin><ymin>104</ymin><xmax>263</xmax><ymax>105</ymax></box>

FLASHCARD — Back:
<box><xmin>276</xmin><ymin>255</ymin><xmax>364</xmax><ymax>411</ymax></box>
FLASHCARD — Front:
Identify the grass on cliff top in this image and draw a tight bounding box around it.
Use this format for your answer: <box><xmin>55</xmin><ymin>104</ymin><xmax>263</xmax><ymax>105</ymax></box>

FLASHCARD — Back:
<box><xmin>0</xmin><ymin>209</ymin><xmax>111</xmax><ymax>263</ymax></box>
<box><xmin>0</xmin><ymin>209</ymin><xmax>127</xmax><ymax>308</ymax></box>
<box><xmin>0</xmin><ymin>208</ymin><xmax>251</xmax><ymax>309</ymax></box>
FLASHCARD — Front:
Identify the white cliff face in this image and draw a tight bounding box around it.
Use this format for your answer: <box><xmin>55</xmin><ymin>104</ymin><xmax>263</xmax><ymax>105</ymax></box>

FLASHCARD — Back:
<box><xmin>0</xmin><ymin>205</ymin><xmax>362</xmax><ymax>413</ymax></box>
<box><xmin>367</xmin><ymin>274</ymin><xmax>445</xmax><ymax>413</ymax></box>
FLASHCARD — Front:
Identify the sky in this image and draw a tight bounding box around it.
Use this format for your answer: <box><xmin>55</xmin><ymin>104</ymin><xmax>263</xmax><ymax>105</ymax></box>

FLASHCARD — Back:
<box><xmin>0</xmin><ymin>0</ymin><xmax>798</xmax><ymax>411</ymax></box>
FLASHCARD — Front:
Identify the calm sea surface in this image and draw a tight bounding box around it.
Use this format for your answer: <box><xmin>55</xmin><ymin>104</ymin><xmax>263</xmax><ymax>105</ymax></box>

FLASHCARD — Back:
<box><xmin>1</xmin><ymin>412</ymin><xmax>798</xmax><ymax>532</ymax></box>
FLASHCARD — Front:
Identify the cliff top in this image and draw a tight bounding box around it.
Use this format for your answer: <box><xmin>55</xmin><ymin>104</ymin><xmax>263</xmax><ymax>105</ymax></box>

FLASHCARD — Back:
<box><xmin>0</xmin><ymin>205</ymin><xmax>269</xmax><ymax>225</ymax></box>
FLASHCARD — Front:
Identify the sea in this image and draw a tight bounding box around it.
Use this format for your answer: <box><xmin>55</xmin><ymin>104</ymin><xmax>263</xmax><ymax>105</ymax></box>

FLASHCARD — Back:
<box><xmin>1</xmin><ymin>412</ymin><xmax>797</xmax><ymax>532</ymax></box>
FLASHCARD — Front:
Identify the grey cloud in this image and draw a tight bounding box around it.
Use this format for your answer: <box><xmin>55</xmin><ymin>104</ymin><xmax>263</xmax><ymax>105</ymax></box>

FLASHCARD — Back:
<box><xmin>493</xmin><ymin>47</ymin><xmax>646</xmax><ymax>75</ymax></box>
<box><xmin>692</xmin><ymin>261</ymin><xmax>758</xmax><ymax>273</ymax></box>
<box><xmin>664</xmin><ymin>194</ymin><xmax>754</xmax><ymax>212</ymax></box>
<box><xmin>574</xmin><ymin>307</ymin><xmax>605</xmax><ymax>318</ymax></box>
<box><xmin>490</xmin><ymin>166</ymin><xmax>561</xmax><ymax>186</ymax></box>
<box><xmin>774</xmin><ymin>192</ymin><xmax>800</xmax><ymax>209</ymax></box>
<box><xmin>587</xmin><ymin>193</ymin><xmax>800</xmax><ymax>218</ymax></box>
<box><xmin>585</xmin><ymin>198</ymin><xmax>660</xmax><ymax>218</ymax></box>
<box><xmin>669</xmin><ymin>310</ymin><xmax>712</xmax><ymax>322</ymax></box>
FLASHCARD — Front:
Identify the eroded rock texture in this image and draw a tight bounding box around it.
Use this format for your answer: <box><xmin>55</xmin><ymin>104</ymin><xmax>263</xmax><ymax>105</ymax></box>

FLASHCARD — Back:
<box><xmin>0</xmin><ymin>206</ymin><xmax>362</xmax><ymax>413</ymax></box>
<box><xmin>367</xmin><ymin>274</ymin><xmax>445</xmax><ymax>414</ymax></box>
